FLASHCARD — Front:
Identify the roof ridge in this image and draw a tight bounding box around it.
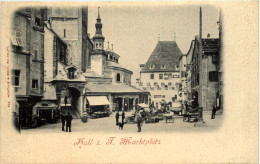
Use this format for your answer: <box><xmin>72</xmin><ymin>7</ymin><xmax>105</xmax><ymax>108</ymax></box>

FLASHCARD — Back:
<box><xmin>141</xmin><ymin>41</ymin><xmax>183</xmax><ymax>73</ymax></box>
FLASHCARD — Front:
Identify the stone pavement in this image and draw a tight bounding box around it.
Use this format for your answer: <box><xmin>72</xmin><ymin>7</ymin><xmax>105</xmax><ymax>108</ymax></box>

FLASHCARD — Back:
<box><xmin>21</xmin><ymin>111</ymin><xmax>223</xmax><ymax>134</ymax></box>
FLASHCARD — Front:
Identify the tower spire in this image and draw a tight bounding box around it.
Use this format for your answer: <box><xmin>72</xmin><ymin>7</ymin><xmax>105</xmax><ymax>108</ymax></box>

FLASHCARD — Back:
<box><xmin>97</xmin><ymin>6</ymin><xmax>100</xmax><ymax>19</ymax></box>
<box><xmin>93</xmin><ymin>6</ymin><xmax>105</xmax><ymax>50</ymax></box>
<box><xmin>199</xmin><ymin>7</ymin><xmax>202</xmax><ymax>39</ymax></box>
<box><xmin>95</xmin><ymin>6</ymin><xmax>103</xmax><ymax>35</ymax></box>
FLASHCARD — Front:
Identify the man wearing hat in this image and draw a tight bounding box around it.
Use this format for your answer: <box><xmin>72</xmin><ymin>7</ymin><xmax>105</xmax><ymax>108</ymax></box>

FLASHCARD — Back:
<box><xmin>66</xmin><ymin>112</ymin><xmax>73</xmax><ymax>132</ymax></box>
<box><xmin>60</xmin><ymin>111</ymin><xmax>66</xmax><ymax>131</ymax></box>
<box><xmin>135</xmin><ymin>110</ymin><xmax>142</xmax><ymax>132</ymax></box>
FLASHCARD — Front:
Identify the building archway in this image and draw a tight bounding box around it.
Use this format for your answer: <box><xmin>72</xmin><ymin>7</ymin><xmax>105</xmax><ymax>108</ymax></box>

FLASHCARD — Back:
<box><xmin>60</xmin><ymin>87</ymin><xmax>81</xmax><ymax>118</ymax></box>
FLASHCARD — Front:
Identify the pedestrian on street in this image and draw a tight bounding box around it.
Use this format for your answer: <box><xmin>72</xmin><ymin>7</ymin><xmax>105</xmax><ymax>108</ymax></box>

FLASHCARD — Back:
<box><xmin>61</xmin><ymin>111</ymin><xmax>66</xmax><ymax>131</ymax></box>
<box><xmin>163</xmin><ymin>105</ymin><xmax>166</xmax><ymax>114</ymax></box>
<box><xmin>64</xmin><ymin>96</ymin><xmax>68</xmax><ymax>106</ymax></box>
<box><xmin>135</xmin><ymin>110</ymin><xmax>142</xmax><ymax>132</ymax></box>
<box><xmin>184</xmin><ymin>102</ymin><xmax>188</xmax><ymax>114</ymax></box>
<box><xmin>121</xmin><ymin>111</ymin><xmax>125</xmax><ymax>125</ymax></box>
<box><xmin>211</xmin><ymin>105</ymin><xmax>216</xmax><ymax>119</ymax></box>
<box><xmin>66</xmin><ymin>112</ymin><xmax>73</xmax><ymax>132</ymax></box>
<box><xmin>115</xmin><ymin>111</ymin><xmax>119</xmax><ymax>126</ymax></box>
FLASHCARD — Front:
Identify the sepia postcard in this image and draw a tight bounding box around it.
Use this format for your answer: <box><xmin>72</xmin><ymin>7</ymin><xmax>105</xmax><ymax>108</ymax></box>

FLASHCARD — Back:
<box><xmin>0</xmin><ymin>1</ymin><xmax>258</xmax><ymax>163</ymax></box>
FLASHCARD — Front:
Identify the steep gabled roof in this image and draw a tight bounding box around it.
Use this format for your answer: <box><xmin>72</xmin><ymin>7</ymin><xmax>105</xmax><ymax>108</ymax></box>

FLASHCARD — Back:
<box><xmin>186</xmin><ymin>40</ymin><xmax>195</xmax><ymax>65</ymax></box>
<box><xmin>141</xmin><ymin>41</ymin><xmax>183</xmax><ymax>73</ymax></box>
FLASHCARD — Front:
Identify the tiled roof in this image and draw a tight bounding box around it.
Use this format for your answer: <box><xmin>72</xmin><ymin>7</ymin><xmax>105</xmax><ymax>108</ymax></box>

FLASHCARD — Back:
<box><xmin>186</xmin><ymin>40</ymin><xmax>195</xmax><ymax>65</ymax></box>
<box><xmin>83</xmin><ymin>69</ymin><xmax>110</xmax><ymax>78</ymax></box>
<box><xmin>141</xmin><ymin>41</ymin><xmax>183</xmax><ymax>73</ymax></box>
<box><xmin>106</xmin><ymin>61</ymin><xmax>133</xmax><ymax>74</ymax></box>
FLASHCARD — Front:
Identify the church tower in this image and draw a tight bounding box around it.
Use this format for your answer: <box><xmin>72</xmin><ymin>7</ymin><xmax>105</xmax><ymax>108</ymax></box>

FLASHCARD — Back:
<box><xmin>93</xmin><ymin>7</ymin><xmax>105</xmax><ymax>50</ymax></box>
<box><xmin>90</xmin><ymin>7</ymin><xmax>106</xmax><ymax>75</ymax></box>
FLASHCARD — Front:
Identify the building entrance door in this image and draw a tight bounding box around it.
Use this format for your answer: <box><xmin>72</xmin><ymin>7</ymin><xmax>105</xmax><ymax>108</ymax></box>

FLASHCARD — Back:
<box><xmin>114</xmin><ymin>98</ymin><xmax>123</xmax><ymax>111</ymax></box>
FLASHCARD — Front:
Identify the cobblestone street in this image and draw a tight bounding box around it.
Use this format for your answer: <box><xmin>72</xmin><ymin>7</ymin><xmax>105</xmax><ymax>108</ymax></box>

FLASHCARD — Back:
<box><xmin>21</xmin><ymin>111</ymin><xmax>223</xmax><ymax>134</ymax></box>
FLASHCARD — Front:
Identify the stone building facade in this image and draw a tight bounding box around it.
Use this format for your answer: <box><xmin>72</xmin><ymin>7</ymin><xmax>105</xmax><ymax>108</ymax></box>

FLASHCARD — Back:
<box><xmin>186</xmin><ymin>40</ymin><xmax>195</xmax><ymax>101</ymax></box>
<box><xmin>216</xmin><ymin>10</ymin><xmax>224</xmax><ymax>110</ymax></box>
<box><xmin>47</xmin><ymin>7</ymin><xmax>91</xmax><ymax>72</ymax></box>
<box><xmin>38</xmin><ymin>7</ymin><xmax>92</xmax><ymax>119</ymax></box>
<box><xmin>180</xmin><ymin>7</ymin><xmax>223</xmax><ymax>111</ymax></box>
<box><xmin>137</xmin><ymin>41</ymin><xmax>182</xmax><ymax>108</ymax></box>
<box><xmin>11</xmin><ymin>8</ymin><xmax>46</xmax><ymax>127</ymax></box>
<box><xmin>191</xmin><ymin>36</ymin><xmax>220</xmax><ymax>110</ymax></box>
<box><xmin>179</xmin><ymin>54</ymin><xmax>187</xmax><ymax>103</ymax></box>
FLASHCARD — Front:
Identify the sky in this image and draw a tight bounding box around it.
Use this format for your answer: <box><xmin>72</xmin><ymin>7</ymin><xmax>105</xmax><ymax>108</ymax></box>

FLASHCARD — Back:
<box><xmin>88</xmin><ymin>5</ymin><xmax>220</xmax><ymax>84</ymax></box>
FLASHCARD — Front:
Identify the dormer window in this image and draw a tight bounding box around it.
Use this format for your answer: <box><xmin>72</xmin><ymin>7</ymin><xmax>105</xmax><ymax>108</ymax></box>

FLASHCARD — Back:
<box><xmin>67</xmin><ymin>67</ymin><xmax>76</xmax><ymax>79</ymax></box>
<box><xmin>150</xmin><ymin>65</ymin><xmax>155</xmax><ymax>69</ymax></box>
<box><xmin>69</xmin><ymin>70</ymin><xmax>75</xmax><ymax>79</ymax></box>
<box><xmin>161</xmin><ymin>65</ymin><xmax>166</xmax><ymax>69</ymax></box>
<box><xmin>109</xmin><ymin>55</ymin><xmax>112</xmax><ymax>60</ymax></box>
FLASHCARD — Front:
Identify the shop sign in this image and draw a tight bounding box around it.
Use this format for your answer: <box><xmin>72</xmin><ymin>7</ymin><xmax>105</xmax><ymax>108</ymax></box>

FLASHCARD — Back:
<box><xmin>154</xmin><ymin>95</ymin><xmax>165</xmax><ymax>98</ymax></box>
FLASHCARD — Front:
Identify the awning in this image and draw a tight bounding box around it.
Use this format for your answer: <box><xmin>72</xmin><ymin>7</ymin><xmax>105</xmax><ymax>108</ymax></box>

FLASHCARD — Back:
<box><xmin>35</xmin><ymin>101</ymin><xmax>59</xmax><ymax>110</ymax></box>
<box><xmin>86</xmin><ymin>96</ymin><xmax>110</xmax><ymax>106</ymax></box>
<box><xmin>137</xmin><ymin>103</ymin><xmax>149</xmax><ymax>108</ymax></box>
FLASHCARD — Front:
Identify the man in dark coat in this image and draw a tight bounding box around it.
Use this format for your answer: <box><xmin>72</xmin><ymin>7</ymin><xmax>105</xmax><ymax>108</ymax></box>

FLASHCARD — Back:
<box><xmin>211</xmin><ymin>105</ymin><xmax>217</xmax><ymax>119</ymax></box>
<box><xmin>61</xmin><ymin>111</ymin><xmax>66</xmax><ymax>131</ymax></box>
<box><xmin>121</xmin><ymin>111</ymin><xmax>125</xmax><ymax>125</ymax></box>
<box><xmin>64</xmin><ymin>96</ymin><xmax>68</xmax><ymax>106</ymax></box>
<box><xmin>184</xmin><ymin>102</ymin><xmax>188</xmax><ymax>114</ymax></box>
<box><xmin>66</xmin><ymin>112</ymin><xmax>73</xmax><ymax>132</ymax></box>
<box><xmin>135</xmin><ymin>110</ymin><xmax>142</xmax><ymax>132</ymax></box>
<box><xmin>115</xmin><ymin>111</ymin><xmax>119</xmax><ymax>126</ymax></box>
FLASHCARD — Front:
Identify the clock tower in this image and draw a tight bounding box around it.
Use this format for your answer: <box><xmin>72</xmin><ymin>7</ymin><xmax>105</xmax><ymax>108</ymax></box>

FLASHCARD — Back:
<box><xmin>93</xmin><ymin>7</ymin><xmax>105</xmax><ymax>50</ymax></box>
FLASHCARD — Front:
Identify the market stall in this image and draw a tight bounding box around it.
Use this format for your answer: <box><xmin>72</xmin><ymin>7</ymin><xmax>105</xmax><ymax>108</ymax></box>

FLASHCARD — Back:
<box><xmin>35</xmin><ymin>100</ymin><xmax>60</xmax><ymax>125</ymax></box>
<box><xmin>86</xmin><ymin>96</ymin><xmax>111</xmax><ymax>119</ymax></box>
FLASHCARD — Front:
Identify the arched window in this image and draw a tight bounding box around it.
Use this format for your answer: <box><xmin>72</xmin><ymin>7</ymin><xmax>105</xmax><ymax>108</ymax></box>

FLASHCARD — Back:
<box><xmin>116</xmin><ymin>73</ymin><xmax>121</xmax><ymax>82</ymax></box>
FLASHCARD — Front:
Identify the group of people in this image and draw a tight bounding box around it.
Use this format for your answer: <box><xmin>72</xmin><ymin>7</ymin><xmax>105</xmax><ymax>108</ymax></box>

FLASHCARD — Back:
<box><xmin>60</xmin><ymin>112</ymin><xmax>73</xmax><ymax>132</ymax></box>
<box><xmin>115</xmin><ymin>111</ymin><xmax>125</xmax><ymax>126</ymax></box>
<box><xmin>115</xmin><ymin>110</ymin><xmax>143</xmax><ymax>132</ymax></box>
